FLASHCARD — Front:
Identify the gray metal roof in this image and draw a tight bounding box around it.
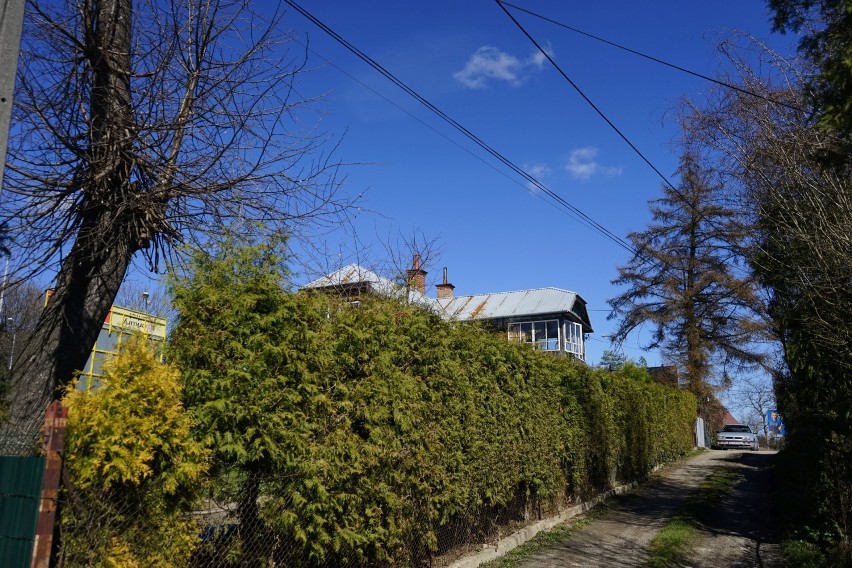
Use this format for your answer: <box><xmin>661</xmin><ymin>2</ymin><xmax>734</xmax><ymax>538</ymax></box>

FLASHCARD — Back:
<box><xmin>438</xmin><ymin>288</ymin><xmax>593</xmax><ymax>332</ymax></box>
<box><xmin>303</xmin><ymin>265</ymin><xmax>593</xmax><ymax>333</ymax></box>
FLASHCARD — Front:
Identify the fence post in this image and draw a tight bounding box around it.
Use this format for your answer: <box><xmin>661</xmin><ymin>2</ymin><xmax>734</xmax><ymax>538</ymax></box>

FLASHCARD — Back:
<box><xmin>30</xmin><ymin>401</ymin><xmax>67</xmax><ymax>568</ymax></box>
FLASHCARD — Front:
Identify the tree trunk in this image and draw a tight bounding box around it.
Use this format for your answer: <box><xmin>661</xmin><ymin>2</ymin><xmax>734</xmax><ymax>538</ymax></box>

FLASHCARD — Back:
<box><xmin>6</xmin><ymin>218</ymin><xmax>137</xmax><ymax>431</ymax></box>
<box><xmin>238</xmin><ymin>463</ymin><xmax>270</xmax><ymax>567</ymax></box>
<box><xmin>4</xmin><ymin>0</ymin><xmax>137</xmax><ymax>433</ymax></box>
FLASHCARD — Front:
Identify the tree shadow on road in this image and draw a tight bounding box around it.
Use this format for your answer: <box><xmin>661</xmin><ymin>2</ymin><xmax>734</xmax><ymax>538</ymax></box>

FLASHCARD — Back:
<box><xmin>694</xmin><ymin>452</ymin><xmax>778</xmax><ymax>540</ymax></box>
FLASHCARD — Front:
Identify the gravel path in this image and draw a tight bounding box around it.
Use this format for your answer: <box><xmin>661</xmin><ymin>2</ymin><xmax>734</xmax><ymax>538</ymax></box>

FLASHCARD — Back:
<box><xmin>514</xmin><ymin>450</ymin><xmax>782</xmax><ymax>568</ymax></box>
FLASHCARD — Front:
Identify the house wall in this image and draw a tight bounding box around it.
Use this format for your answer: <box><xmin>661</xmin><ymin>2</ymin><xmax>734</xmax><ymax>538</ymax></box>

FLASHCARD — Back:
<box><xmin>77</xmin><ymin>305</ymin><xmax>167</xmax><ymax>391</ymax></box>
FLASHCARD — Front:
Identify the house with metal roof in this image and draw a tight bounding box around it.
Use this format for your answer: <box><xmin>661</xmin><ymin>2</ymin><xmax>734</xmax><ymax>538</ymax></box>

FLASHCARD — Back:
<box><xmin>436</xmin><ymin>285</ymin><xmax>592</xmax><ymax>361</ymax></box>
<box><xmin>303</xmin><ymin>256</ymin><xmax>593</xmax><ymax>362</ymax></box>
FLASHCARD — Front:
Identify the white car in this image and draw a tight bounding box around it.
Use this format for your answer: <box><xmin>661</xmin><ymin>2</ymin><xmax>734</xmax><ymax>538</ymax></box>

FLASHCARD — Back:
<box><xmin>715</xmin><ymin>424</ymin><xmax>759</xmax><ymax>450</ymax></box>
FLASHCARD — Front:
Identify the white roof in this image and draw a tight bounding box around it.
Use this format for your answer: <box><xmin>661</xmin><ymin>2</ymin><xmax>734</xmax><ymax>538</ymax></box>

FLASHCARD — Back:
<box><xmin>302</xmin><ymin>264</ymin><xmax>436</xmax><ymax>307</ymax></box>
<box><xmin>303</xmin><ymin>264</ymin><xmax>395</xmax><ymax>294</ymax></box>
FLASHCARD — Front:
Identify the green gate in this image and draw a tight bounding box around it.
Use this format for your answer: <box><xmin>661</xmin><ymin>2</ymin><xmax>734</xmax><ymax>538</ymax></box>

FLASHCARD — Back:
<box><xmin>0</xmin><ymin>454</ymin><xmax>46</xmax><ymax>567</ymax></box>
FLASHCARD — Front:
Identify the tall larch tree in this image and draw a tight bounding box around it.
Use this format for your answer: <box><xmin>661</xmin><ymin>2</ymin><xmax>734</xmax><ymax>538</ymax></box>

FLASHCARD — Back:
<box><xmin>608</xmin><ymin>152</ymin><xmax>765</xmax><ymax>402</ymax></box>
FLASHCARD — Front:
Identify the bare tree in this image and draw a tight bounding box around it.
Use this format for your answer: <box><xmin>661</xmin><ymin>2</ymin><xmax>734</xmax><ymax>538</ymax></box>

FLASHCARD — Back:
<box><xmin>768</xmin><ymin>0</ymin><xmax>852</xmax><ymax>137</ymax></box>
<box><xmin>379</xmin><ymin>227</ymin><xmax>444</xmax><ymax>294</ymax></box>
<box><xmin>2</xmin><ymin>0</ymin><xmax>353</xmax><ymax>430</ymax></box>
<box><xmin>721</xmin><ymin>374</ymin><xmax>776</xmax><ymax>438</ymax></box>
<box><xmin>115</xmin><ymin>279</ymin><xmax>173</xmax><ymax>320</ymax></box>
<box><xmin>0</xmin><ymin>281</ymin><xmax>43</xmax><ymax>370</ymax></box>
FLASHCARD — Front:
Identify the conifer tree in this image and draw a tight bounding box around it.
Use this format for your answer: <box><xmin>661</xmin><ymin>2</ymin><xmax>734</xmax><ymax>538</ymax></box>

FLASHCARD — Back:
<box><xmin>768</xmin><ymin>0</ymin><xmax>852</xmax><ymax>137</ymax></box>
<box><xmin>169</xmin><ymin>236</ymin><xmax>308</xmax><ymax>564</ymax></box>
<box><xmin>61</xmin><ymin>338</ymin><xmax>207</xmax><ymax>566</ymax></box>
<box><xmin>608</xmin><ymin>152</ymin><xmax>765</xmax><ymax>400</ymax></box>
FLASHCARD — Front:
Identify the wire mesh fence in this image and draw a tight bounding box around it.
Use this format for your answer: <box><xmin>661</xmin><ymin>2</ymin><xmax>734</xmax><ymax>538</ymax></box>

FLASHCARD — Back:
<box><xmin>54</xmin><ymin>468</ymin><xmax>569</xmax><ymax>568</ymax></box>
<box><xmin>0</xmin><ymin>421</ymin><xmax>43</xmax><ymax>457</ymax></box>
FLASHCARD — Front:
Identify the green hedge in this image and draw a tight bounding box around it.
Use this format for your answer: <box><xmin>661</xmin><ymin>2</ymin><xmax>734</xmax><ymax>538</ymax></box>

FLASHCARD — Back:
<box><xmin>168</xmin><ymin>245</ymin><xmax>695</xmax><ymax>566</ymax></box>
<box><xmin>171</xmin><ymin>287</ymin><xmax>693</xmax><ymax>566</ymax></box>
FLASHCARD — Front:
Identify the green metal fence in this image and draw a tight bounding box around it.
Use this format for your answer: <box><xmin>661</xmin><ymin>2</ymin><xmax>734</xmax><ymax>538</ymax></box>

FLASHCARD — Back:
<box><xmin>0</xmin><ymin>454</ymin><xmax>46</xmax><ymax>567</ymax></box>
<box><xmin>0</xmin><ymin>403</ymin><xmax>62</xmax><ymax>568</ymax></box>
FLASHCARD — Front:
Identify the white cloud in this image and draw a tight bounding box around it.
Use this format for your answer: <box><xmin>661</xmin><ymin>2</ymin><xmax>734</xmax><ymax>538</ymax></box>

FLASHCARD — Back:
<box><xmin>529</xmin><ymin>49</ymin><xmax>548</xmax><ymax>68</ymax></box>
<box><xmin>565</xmin><ymin>147</ymin><xmax>622</xmax><ymax>181</ymax></box>
<box><xmin>454</xmin><ymin>46</ymin><xmax>551</xmax><ymax>89</ymax></box>
<box><xmin>523</xmin><ymin>162</ymin><xmax>551</xmax><ymax>192</ymax></box>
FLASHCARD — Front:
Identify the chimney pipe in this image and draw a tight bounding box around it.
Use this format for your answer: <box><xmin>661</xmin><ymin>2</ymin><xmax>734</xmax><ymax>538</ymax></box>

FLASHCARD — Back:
<box><xmin>436</xmin><ymin>266</ymin><xmax>455</xmax><ymax>299</ymax></box>
<box><xmin>406</xmin><ymin>254</ymin><xmax>427</xmax><ymax>295</ymax></box>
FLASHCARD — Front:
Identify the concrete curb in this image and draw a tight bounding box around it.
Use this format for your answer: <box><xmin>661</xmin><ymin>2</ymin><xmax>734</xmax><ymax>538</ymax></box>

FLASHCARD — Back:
<box><xmin>447</xmin><ymin>482</ymin><xmax>637</xmax><ymax>568</ymax></box>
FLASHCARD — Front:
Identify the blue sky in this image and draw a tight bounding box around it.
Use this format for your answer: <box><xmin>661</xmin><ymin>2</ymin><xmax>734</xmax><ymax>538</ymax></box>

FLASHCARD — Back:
<box><xmin>275</xmin><ymin>1</ymin><xmax>797</xmax><ymax>368</ymax></box>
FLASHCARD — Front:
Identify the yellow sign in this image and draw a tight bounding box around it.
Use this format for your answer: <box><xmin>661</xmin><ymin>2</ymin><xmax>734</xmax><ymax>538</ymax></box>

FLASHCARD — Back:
<box><xmin>107</xmin><ymin>305</ymin><xmax>168</xmax><ymax>339</ymax></box>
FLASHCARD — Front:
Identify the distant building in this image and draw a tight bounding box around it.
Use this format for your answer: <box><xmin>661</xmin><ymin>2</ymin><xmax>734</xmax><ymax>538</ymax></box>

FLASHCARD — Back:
<box><xmin>77</xmin><ymin>304</ymin><xmax>167</xmax><ymax>391</ymax></box>
<box><xmin>647</xmin><ymin>365</ymin><xmax>680</xmax><ymax>388</ymax></box>
<box><xmin>303</xmin><ymin>256</ymin><xmax>593</xmax><ymax>362</ymax></box>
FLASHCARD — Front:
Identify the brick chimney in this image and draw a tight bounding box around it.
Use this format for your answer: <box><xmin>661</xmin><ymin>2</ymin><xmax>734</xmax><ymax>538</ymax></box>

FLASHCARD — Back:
<box><xmin>436</xmin><ymin>267</ymin><xmax>455</xmax><ymax>299</ymax></box>
<box><xmin>406</xmin><ymin>254</ymin><xmax>427</xmax><ymax>295</ymax></box>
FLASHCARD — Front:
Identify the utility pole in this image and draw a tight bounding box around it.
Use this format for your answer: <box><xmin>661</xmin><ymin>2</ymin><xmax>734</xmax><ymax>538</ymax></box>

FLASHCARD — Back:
<box><xmin>0</xmin><ymin>0</ymin><xmax>27</xmax><ymax>193</ymax></box>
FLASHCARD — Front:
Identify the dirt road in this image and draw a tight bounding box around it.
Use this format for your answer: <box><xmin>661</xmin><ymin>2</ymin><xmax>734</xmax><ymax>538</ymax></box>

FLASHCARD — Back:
<box><xmin>515</xmin><ymin>450</ymin><xmax>783</xmax><ymax>567</ymax></box>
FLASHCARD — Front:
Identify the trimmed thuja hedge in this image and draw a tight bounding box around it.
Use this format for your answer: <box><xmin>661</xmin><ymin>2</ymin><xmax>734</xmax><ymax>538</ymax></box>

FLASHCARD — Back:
<box><xmin>152</xmin><ymin>241</ymin><xmax>696</xmax><ymax>566</ymax></box>
<box><xmin>164</xmin><ymin>249</ymin><xmax>694</xmax><ymax>566</ymax></box>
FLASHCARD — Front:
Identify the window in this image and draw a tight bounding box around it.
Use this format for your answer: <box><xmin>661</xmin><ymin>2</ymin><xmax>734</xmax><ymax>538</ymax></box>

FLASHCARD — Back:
<box><xmin>508</xmin><ymin>319</ymin><xmax>560</xmax><ymax>351</ymax></box>
<box><xmin>520</xmin><ymin>322</ymin><xmax>533</xmax><ymax>343</ymax></box>
<box><xmin>564</xmin><ymin>321</ymin><xmax>585</xmax><ymax>360</ymax></box>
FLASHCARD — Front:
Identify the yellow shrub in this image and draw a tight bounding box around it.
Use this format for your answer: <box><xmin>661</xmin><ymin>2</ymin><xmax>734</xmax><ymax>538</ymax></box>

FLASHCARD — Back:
<box><xmin>60</xmin><ymin>337</ymin><xmax>208</xmax><ymax>567</ymax></box>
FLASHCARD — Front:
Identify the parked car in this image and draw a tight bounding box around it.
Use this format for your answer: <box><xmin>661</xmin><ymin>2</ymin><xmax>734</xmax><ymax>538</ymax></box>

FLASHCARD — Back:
<box><xmin>715</xmin><ymin>424</ymin><xmax>759</xmax><ymax>450</ymax></box>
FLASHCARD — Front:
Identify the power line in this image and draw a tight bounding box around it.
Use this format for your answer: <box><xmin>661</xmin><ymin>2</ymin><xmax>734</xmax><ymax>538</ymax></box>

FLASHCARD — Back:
<box><xmin>498</xmin><ymin>1</ymin><xmax>803</xmax><ymax>112</ymax></box>
<box><xmin>289</xmin><ymin>35</ymin><xmax>595</xmax><ymax>230</ymax></box>
<box><xmin>284</xmin><ymin>0</ymin><xmax>637</xmax><ymax>255</ymax></box>
<box><xmin>495</xmin><ymin>0</ymin><xmax>751</xmax><ymax>276</ymax></box>
<box><xmin>495</xmin><ymin>0</ymin><xmax>680</xmax><ymax>196</ymax></box>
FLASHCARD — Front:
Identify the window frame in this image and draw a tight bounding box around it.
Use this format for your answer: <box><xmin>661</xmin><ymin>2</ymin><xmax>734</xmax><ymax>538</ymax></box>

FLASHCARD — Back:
<box><xmin>507</xmin><ymin>319</ymin><xmax>561</xmax><ymax>352</ymax></box>
<box><xmin>563</xmin><ymin>320</ymin><xmax>585</xmax><ymax>361</ymax></box>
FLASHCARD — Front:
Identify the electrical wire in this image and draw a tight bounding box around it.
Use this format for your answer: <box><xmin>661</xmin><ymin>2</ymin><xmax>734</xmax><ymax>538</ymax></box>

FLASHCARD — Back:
<box><xmin>284</xmin><ymin>0</ymin><xmax>637</xmax><ymax>255</ymax></box>
<box><xmin>498</xmin><ymin>1</ymin><xmax>803</xmax><ymax>112</ymax></box>
<box><xmin>289</xmin><ymin>35</ymin><xmax>596</xmax><ymax>230</ymax></box>
<box><xmin>496</xmin><ymin>0</ymin><xmax>681</xmax><ymax>197</ymax></box>
<box><xmin>495</xmin><ymin>0</ymin><xmax>749</xmax><ymax>270</ymax></box>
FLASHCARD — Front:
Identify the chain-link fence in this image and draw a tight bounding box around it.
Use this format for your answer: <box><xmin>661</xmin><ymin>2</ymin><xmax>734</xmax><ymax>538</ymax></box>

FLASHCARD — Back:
<box><xmin>55</xmin><ymin>468</ymin><xmax>570</xmax><ymax>568</ymax></box>
<box><xmin>0</xmin><ymin>420</ymin><xmax>42</xmax><ymax>457</ymax></box>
